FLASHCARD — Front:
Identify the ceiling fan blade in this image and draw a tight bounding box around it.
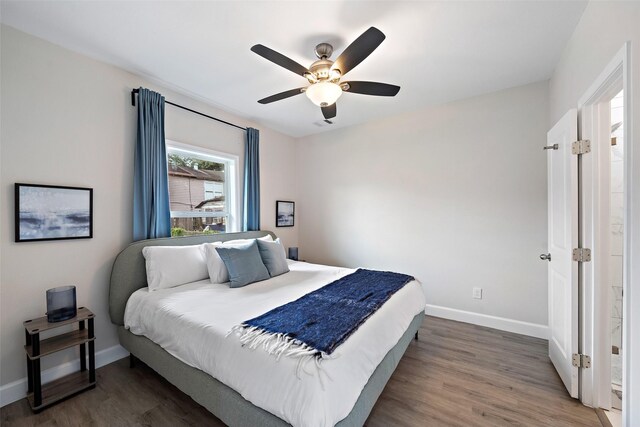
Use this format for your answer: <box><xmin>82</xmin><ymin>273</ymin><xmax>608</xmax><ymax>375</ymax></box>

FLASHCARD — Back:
<box><xmin>258</xmin><ymin>88</ymin><xmax>305</xmax><ymax>104</ymax></box>
<box><xmin>321</xmin><ymin>103</ymin><xmax>337</xmax><ymax>120</ymax></box>
<box><xmin>331</xmin><ymin>27</ymin><xmax>385</xmax><ymax>76</ymax></box>
<box><xmin>320</xmin><ymin>102</ymin><xmax>337</xmax><ymax>120</ymax></box>
<box><xmin>251</xmin><ymin>44</ymin><xmax>310</xmax><ymax>77</ymax></box>
<box><xmin>343</xmin><ymin>81</ymin><xmax>400</xmax><ymax>97</ymax></box>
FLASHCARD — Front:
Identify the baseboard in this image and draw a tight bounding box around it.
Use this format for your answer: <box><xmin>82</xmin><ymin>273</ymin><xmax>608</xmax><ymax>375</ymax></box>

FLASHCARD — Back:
<box><xmin>0</xmin><ymin>344</ymin><xmax>128</xmax><ymax>408</ymax></box>
<box><xmin>425</xmin><ymin>304</ymin><xmax>549</xmax><ymax>339</ymax></box>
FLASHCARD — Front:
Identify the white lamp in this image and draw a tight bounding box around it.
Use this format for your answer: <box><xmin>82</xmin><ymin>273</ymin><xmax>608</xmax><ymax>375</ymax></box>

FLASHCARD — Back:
<box><xmin>305</xmin><ymin>81</ymin><xmax>343</xmax><ymax>107</ymax></box>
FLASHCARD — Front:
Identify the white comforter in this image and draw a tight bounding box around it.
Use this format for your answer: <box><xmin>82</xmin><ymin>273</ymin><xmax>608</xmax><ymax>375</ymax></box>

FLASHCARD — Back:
<box><xmin>124</xmin><ymin>261</ymin><xmax>426</xmax><ymax>427</ymax></box>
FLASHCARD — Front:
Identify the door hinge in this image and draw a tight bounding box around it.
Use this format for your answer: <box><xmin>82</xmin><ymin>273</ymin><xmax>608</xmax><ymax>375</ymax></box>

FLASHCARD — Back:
<box><xmin>572</xmin><ymin>248</ymin><xmax>592</xmax><ymax>262</ymax></box>
<box><xmin>572</xmin><ymin>353</ymin><xmax>591</xmax><ymax>368</ymax></box>
<box><xmin>572</xmin><ymin>139</ymin><xmax>591</xmax><ymax>155</ymax></box>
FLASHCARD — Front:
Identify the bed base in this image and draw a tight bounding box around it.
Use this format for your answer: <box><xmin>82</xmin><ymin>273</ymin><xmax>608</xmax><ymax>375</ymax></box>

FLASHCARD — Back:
<box><xmin>118</xmin><ymin>311</ymin><xmax>424</xmax><ymax>427</ymax></box>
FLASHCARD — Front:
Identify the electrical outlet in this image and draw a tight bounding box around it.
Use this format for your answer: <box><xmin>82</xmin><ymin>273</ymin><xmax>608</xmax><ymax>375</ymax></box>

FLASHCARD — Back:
<box><xmin>473</xmin><ymin>287</ymin><xmax>483</xmax><ymax>299</ymax></box>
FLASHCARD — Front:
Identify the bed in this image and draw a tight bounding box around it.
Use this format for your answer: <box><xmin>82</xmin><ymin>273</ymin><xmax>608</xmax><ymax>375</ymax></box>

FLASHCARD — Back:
<box><xmin>109</xmin><ymin>231</ymin><xmax>425</xmax><ymax>427</ymax></box>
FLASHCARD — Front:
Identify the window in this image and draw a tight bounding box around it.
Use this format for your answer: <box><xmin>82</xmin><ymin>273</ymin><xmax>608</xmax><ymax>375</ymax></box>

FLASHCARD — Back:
<box><xmin>204</xmin><ymin>181</ymin><xmax>224</xmax><ymax>200</ymax></box>
<box><xmin>166</xmin><ymin>141</ymin><xmax>239</xmax><ymax>236</ymax></box>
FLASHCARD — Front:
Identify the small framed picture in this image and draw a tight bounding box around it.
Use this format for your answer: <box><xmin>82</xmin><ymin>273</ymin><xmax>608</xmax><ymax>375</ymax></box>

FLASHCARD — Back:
<box><xmin>15</xmin><ymin>183</ymin><xmax>93</xmax><ymax>242</ymax></box>
<box><xmin>276</xmin><ymin>200</ymin><xmax>295</xmax><ymax>227</ymax></box>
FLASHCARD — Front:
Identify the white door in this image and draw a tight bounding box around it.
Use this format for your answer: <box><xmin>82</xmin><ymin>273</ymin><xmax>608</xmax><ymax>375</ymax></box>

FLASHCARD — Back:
<box><xmin>546</xmin><ymin>109</ymin><xmax>579</xmax><ymax>398</ymax></box>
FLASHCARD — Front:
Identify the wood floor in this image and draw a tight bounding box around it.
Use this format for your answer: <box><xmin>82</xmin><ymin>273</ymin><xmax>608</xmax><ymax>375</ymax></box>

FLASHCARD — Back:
<box><xmin>1</xmin><ymin>316</ymin><xmax>602</xmax><ymax>427</ymax></box>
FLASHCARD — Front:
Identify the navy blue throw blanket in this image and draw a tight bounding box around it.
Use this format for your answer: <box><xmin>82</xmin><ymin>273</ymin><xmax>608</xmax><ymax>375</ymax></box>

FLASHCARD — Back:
<box><xmin>233</xmin><ymin>269</ymin><xmax>414</xmax><ymax>358</ymax></box>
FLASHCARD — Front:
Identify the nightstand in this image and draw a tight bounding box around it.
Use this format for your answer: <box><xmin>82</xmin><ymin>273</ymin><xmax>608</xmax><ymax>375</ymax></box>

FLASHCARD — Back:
<box><xmin>23</xmin><ymin>307</ymin><xmax>96</xmax><ymax>411</ymax></box>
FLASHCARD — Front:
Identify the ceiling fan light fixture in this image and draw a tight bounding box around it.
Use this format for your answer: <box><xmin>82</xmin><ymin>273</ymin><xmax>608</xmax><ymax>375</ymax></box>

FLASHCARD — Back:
<box><xmin>305</xmin><ymin>81</ymin><xmax>343</xmax><ymax>107</ymax></box>
<box><xmin>304</xmin><ymin>72</ymin><xmax>318</xmax><ymax>84</ymax></box>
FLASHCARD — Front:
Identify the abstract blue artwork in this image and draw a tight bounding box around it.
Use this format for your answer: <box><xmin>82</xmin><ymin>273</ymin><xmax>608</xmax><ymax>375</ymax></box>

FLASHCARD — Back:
<box><xmin>15</xmin><ymin>183</ymin><xmax>93</xmax><ymax>242</ymax></box>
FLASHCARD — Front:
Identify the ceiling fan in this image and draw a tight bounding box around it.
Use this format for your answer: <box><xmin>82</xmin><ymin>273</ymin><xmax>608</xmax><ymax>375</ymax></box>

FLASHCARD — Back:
<box><xmin>251</xmin><ymin>27</ymin><xmax>400</xmax><ymax>122</ymax></box>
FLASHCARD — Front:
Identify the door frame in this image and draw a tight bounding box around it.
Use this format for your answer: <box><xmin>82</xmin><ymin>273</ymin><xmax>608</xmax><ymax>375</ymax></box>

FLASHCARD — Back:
<box><xmin>577</xmin><ymin>43</ymin><xmax>632</xmax><ymax>416</ymax></box>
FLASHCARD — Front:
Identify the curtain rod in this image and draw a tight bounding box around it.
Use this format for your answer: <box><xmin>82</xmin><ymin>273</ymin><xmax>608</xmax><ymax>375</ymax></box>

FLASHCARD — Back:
<box><xmin>131</xmin><ymin>89</ymin><xmax>247</xmax><ymax>132</ymax></box>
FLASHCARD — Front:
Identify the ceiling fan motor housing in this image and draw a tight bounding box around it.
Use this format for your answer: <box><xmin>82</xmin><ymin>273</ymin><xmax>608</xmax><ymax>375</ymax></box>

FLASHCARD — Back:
<box><xmin>310</xmin><ymin>58</ymin><xmax>335</xmax><ymax>80</ymax></box>
<box><xmin>314</xmin><ymin>42</ymin><xmax>333</xmax><ymax>59</ymax></box>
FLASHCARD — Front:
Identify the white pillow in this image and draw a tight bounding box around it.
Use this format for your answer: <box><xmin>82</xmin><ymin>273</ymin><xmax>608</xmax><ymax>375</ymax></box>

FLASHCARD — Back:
<box><xmin>203</xmin><ymin>241</ymin><xmax>226</xmax><ymax>283</ymax></box>
<box><xmin>204</xmin><ymin>235</ymin><xmax>273</xmax><ymax>283</ymax></box>
<box><xmin>222</xmin><ymin>235</ymin><xmax>273</xmax><ymax>245</ymax></box>
<box><xmin>142</xmin><ymin>244</ymin><xmax>208</xmax><ymax>291</ymax></box>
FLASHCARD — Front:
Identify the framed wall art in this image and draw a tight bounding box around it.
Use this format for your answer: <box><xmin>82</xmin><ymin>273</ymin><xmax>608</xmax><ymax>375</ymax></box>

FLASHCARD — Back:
<box><xmin>15</xmin><ymin>183</ymin><xmax>93</xmax><ymax>242</ymax></box>
<box><xmin>276</xmin><ymin>200</ymin><xmax>294</xmax><ymax>227</ymax></box>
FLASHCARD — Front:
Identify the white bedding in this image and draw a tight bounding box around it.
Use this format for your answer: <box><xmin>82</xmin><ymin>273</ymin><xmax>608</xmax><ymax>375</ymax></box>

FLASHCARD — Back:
<box><xmin>124</xmin><ymin>261</ymin><xmax>426</xmax><ymax>427</ymax></box>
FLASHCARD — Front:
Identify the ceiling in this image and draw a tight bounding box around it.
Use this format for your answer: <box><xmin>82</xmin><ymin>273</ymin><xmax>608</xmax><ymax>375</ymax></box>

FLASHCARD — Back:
<box><xmin>0</xmin><ymin>1</ymin><xmax>587</xmax><ymax>137</ymax></box>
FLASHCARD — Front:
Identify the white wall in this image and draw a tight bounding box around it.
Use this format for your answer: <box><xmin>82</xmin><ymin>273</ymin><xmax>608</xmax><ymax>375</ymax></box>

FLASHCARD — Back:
<box><xmin>296</xmin><ymin>81</ymin><xmax>549</xmax><ymax>331</ymax></box>
<box><xmin>0</xmin><ymin>25</ymin><xmax>298</xmax><ymax>393</ymax></box>
<box><xmin>548</xmin><ymin>2</ymin><xmax>640</xmax><ymax>424</ymax></box>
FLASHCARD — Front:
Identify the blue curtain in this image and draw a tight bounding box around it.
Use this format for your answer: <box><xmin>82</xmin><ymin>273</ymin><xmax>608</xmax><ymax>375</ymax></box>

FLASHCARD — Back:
<box><xmin>133</xmin><ymin>88</ymin><xmax>171</xmax><ymax>241</ymax></box>
<box><xmin>243</xmin><ymin>127</ymin><xmax>260</xmax><ymax>231</ymax></box>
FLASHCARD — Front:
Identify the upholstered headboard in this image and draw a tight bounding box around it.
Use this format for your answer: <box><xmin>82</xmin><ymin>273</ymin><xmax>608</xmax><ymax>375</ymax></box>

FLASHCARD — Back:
<box><xmin>109</xmin><ymin>230</ymin><xmax>277</xmax><ymax>325</ymax></box>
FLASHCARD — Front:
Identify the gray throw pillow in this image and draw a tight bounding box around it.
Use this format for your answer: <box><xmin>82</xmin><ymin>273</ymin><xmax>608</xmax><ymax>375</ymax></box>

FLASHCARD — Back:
<box><xmin>257</xmin><ymin>238</ymin><xmax>290</xmax><ymax>278</ymax></box>
<box><xmin>215</xmin><ymin>241</ymin><xmax>270</xmax><ymax>288</ymax></box>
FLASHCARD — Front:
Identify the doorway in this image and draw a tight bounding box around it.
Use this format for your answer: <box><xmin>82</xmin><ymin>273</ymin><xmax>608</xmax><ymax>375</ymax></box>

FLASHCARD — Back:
<box><xmin>546</xmin><ymin>44</ymin><xmax>632</xmax><ymax>425</ymax></box>
<box><xmin>609</xmin><ymin>90</ymin><xmax>624</xmax><ymax>412</ymax></box>
<box><xmin>576</xmin><ymin>44</ymin><xmax>631</xmax><ymax>425</ymax></box>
